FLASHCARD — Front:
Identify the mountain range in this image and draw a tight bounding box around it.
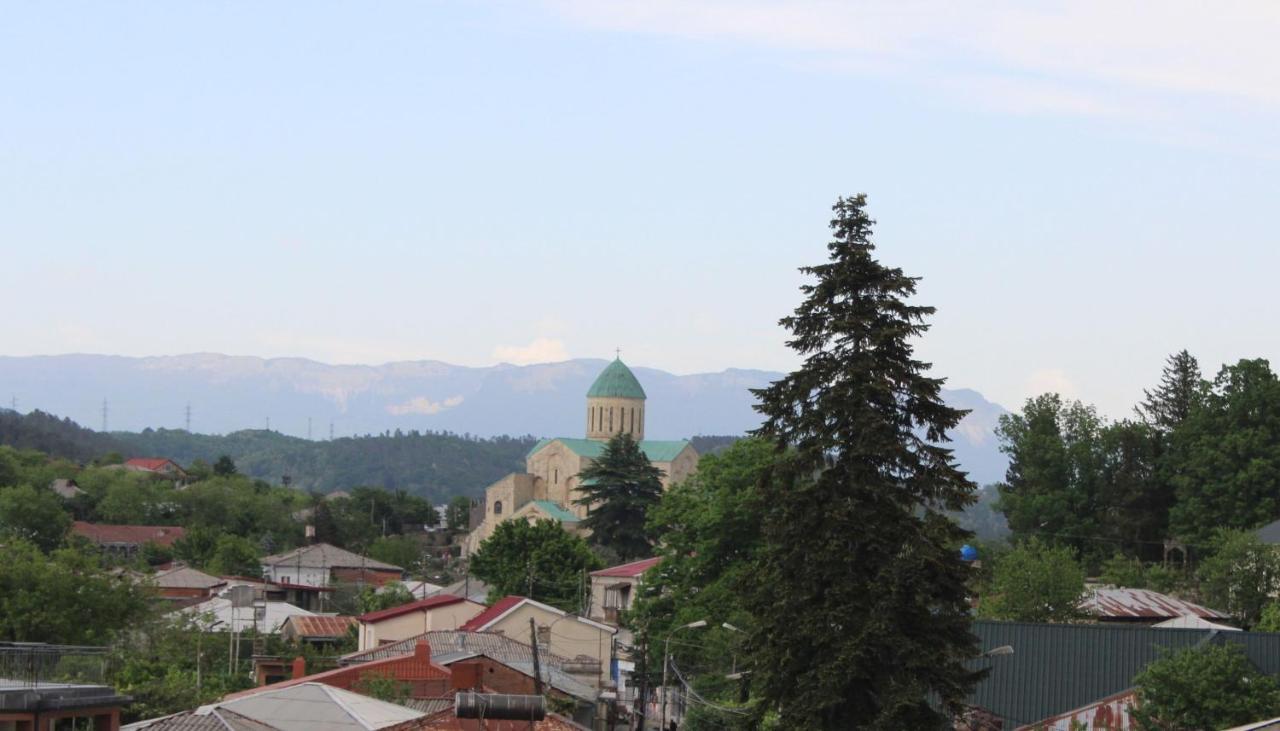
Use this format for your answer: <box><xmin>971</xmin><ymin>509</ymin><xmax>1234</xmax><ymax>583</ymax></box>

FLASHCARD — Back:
<box><xmin>0</xmin><ymin>353</ymin><xmax>1011</xmax><ymax>485</ymax></box>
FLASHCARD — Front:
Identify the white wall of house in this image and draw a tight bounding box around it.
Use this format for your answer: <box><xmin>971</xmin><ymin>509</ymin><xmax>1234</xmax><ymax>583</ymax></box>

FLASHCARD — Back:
<box><xmin>356</xmin><ymin>601</ymin><xmax>486</xmax><ymax>651</ymax></box>
<box><xmin>262</xmin><ymin>565</ymin><xmax>329</xmax><ymax>587</ymax></box>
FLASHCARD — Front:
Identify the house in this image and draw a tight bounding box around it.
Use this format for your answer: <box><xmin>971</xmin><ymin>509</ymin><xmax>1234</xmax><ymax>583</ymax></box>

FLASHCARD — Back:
<box><xmin>458</xmin><ymin>596</ymin><xmax>617</xmax><ymax>687</ymax></box>
<box><xmin>124</xmin><ymin>457</ymin><xmax>188</xmax><ymax>480</ymax></box>
<box><xmin>221</xmin><ymin>575</ymin><xmax>334</xmax><ymax>612</ymax></box>
<box><xmin>400</xmin><ymin>580</ymin><xmax>447</xmax><ymax>599</ymax></box>
<box><xmin>1080</xmin><ymin>587</ymin><xmax>1230</xmax><ymax>623</ymax></box>
<box><xmin>588</xmin><ymin>557</ymin><xmax>661</xmax><ymax>626</ymax></box>
<box><xmin>230</xmin><ymin>640</ymin><xmax>452</xmax><ymax>700</ymax></box>
<box><xmin>356</xmin><ymin>595</ymin><xmax>486</xmax><ymax>651</ymax></box>
<box><xmin>281</xmin><ymin>615</ymin><xmax>357</xmax><ymax>646</ymax></box>
<box><xmin>966</xmin><ymin>620</ymin><xmax>1280</xmax><ymax>730</ymax></box>
<box><xmin>72</xmin><ymin>521</ymin><xmax>186</xmax><ymax>556</ymax></box>
<box><xmin>261</xmin><ymin>543</ymin><xmax>403</xmax><ymax>588</ymax></box>
<box><xmin>0</xmin><ymin>643</ymin><xmax>131</xmax><ymax>731</ymax></box>
<box><xmin>49</xmin><ymin>478</ymin><xmax>85</xmax><ymax>499</ymax></box>
<box><xmin>180</xmin><ymin>596</ymin><xmax>316</xmax><ymax>633</ymax></box>
<box><xmin>152</xmin><ymin>565</ymin><xmax>226</xmax><ymax>601</ymax></box>
<box><xmin>125</xmin><ymin>683</ymin><xmax>431</xmax><ymax>731</ymax></box>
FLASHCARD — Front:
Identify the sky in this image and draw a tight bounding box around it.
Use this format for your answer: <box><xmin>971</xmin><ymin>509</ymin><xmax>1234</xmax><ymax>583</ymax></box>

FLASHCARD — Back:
<box><xmin>3</xmin><ymin>1</ymin><xmax>1279</xmax><ymax>419</ymax></box>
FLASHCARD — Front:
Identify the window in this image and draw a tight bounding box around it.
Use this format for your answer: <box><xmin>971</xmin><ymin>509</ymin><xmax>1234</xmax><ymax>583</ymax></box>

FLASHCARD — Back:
<box><xmin>554</xmin><ymin>468</ymin><xmax>559</xmax><ymax>484</ymax></box>
<box><xmin>609</xmin><ymin>407</ymin><xmax>613</xmax><ymax>431</ymax></box>
<box><xmin>590</xmin><ymin>407</ymin><xmax>595</xmax><ymax>431</ymax></box>
<box><xmin>494</xmin><ymin>500</ymin><xmax>503</xmax><ymax>515</ymax></box>
<box><xmin>630</xmin><ymin>408</ymin><xmax>635</xmax><ymax>433</ymax></box>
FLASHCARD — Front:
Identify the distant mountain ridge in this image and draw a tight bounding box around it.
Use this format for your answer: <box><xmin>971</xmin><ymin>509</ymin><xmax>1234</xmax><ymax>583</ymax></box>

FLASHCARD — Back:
<box><xmin>0</xmin><ymin>353</ymin><xmax>1011</xmax><ymax>484</ymax></box>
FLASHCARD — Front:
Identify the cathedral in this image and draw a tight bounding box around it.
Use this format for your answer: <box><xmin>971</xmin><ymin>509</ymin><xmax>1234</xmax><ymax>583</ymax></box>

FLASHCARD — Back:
<box><xmin>463</xmin><ymin>358</ymin><xmax>700</xmax><ymax>556</ymax></box>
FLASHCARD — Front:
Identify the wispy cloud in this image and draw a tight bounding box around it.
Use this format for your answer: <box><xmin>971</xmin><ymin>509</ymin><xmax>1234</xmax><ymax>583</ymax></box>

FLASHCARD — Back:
<box><xmin>492</xmin><ymin>337</ymin><xmax>570</xmax><ymax>365</ymax></box>
<box><xmin>545</xmin><ymin>1</ymin><xmax>1280</xmax><ymax>127</ymax></box>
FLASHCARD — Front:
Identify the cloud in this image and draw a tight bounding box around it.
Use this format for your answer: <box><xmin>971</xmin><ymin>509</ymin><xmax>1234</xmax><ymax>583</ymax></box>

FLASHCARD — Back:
<box><xmin>492</xmin><ymin>337</ymin><xmax>570</xmax><ymax>365</ymax></box>
<box><xmin>544</xmin><ymin>1</ymin><xmax>1280</xmax><ymax>127</ymax></box>
<box><xmin>1024</xmin><ymin>368</ymin><xmax>1078</xmax><ymax>400</ymax></box>
<box><xmin>386</xmin><ymin>395</ymin><xmax>465</xmax><ymax>416</ymax></box>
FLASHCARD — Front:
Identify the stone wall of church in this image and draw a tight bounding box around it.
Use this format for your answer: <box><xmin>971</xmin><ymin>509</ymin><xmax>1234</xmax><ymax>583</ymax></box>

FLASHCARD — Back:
<box><xmin>585</xmin><ymin>396</ymin><xmax>645</xmax><ymax>441</ymax></box>
<box><xmin>525</xmin><ymin>441</ymin><xmax>586</xmax><ymax>506</ymax></box>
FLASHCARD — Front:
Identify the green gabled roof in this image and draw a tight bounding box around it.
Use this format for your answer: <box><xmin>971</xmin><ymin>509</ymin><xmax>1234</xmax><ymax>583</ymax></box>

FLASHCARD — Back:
<box><xmin>528</xmin><ymin>437</ymin><xmax>693</xmax><ymax>463</ymax></box>
<box><xmin>531</xmin><ymin>500</ymin><xmax>579</xmax><ymax>523</ymax></box>
<box><xmin>587</xmin><ymin>358</ymin><xmax>646</xmax><ymax>400</ymax></box>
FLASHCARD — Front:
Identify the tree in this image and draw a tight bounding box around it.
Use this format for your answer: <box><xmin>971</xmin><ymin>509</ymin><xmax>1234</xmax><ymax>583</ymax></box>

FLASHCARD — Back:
<box><xmin>213</xmin><ymin>455</ymin><xmax>238</xmax><ymax>476</ymax></box>
<box><xmin>1196</xmin><ymin>529</ymin><xmax>1280</xmax><ymax>628</ymax></box>
<box><xmin>172</xmin><ymin>525</ymin><xmax>221</xmax><ymax>567</ymax></box>
<box><xmin>446</xmin><ymin>495</ymin><xmax>473</xmax><ymax>533</ymax></box>
<box><xmin>1131</xmin><ymin>643</ymin><xmax>1280</xmax><ymax>731</ymax></box>
<box><xmin>0</xmin><ymin>484</ymin><xmax>71</xmax><ymax>552</ymax></box>
<box><xmin>358</xmin><ymin>582</ymin><xmax>415</xmax><ymax>614</ymax></box>
<box><xmin>469</xmin><ymin>518</ymin><xmax>601</xmax><ymax>611</ymax></box>
<box><xmin>1137</xmin><ymin>350</ymin><xmax>1202</xmax><ymax>433</ymax></box>
<box><xmin>1167</xmin><ymin>358</ymin><xmax>1280</xmax><ymax>546</ymax></box>
<box><xmin>573</xmin><ymin>433</ymin><xmax>665</xmax><ymax>561</ymax></box>
<box><xmin>745</xmin><ymin>194</ymin><xmax>981</xmax><ymax>728</ymax></box>
<box><xmin>205</xmin><ymin>535</ymin><xmax>262</xmax><ymax>578</ymax></box>
<box><xmin>976</xmin><ymin>538</ymin><xmax>1085</xmax><ymax>622</ymax></box>
<box><xmin>368</xmin><ymin>535</ymin><xmax>423</xmax><ymax>574</ymax></box>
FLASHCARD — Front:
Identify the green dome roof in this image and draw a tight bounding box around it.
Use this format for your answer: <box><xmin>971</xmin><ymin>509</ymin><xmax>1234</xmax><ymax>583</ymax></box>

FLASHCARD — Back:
<box><xmin>587</xmin><ymin>358</ymin><xmax>646</xmax><ymax>400</ymax></box>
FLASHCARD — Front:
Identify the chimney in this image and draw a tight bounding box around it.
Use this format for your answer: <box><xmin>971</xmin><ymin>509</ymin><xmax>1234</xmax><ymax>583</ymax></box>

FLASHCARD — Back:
<box><xmin>291</xmin><ymin>656</ymin><xmax>306</xmax><ymax>679</ymax></box>
<box><xmin>414</xmin><ymin>638</ymin><xmax>431</xmax><ymax>663</ymax></box>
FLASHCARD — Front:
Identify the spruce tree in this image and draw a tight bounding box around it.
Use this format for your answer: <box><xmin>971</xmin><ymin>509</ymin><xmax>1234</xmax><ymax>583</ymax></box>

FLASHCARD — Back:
<box><xmin>574</xmin><ymin>432</ymin><xmax>665</xmax><ymax>560</ymax></box>
<box><xmin>746</xmin><ymin>194</ymin><xmax>981</xmax><ymax>728</ymax></box>
<box><xmin>1137</xmin><ymin>350</ymin><xmax>1202</xmax><ymax>432</ymax></box>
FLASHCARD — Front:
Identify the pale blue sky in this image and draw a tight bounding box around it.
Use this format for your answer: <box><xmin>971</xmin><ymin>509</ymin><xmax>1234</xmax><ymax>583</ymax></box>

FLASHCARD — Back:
<box><xmin>3</xmin><ymin>1</ymin><xmax>1279</xmax><ymax>418</ymax></box>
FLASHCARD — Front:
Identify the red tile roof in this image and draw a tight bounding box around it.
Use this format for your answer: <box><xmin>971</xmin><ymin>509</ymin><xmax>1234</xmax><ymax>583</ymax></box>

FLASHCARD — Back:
<box><xmin>459</xmin><ymin>596</ymin><xmax>525</xmax><ymax>631</ymax></box>
<box><xmin>590</xmin><ymin>557</ymin><xmax>661</xmax><ymax>578</ymax></box>
<box><xmin>125</xmin><ymin>457</ymin><xmax>180</xmax><ymax>471</ymax></box>
<box><xmin>359</xmin><ymin>594</ymin><xmax>469</xmax><ymax>623</ymax></box>
<box><xmin>285</xmin><ymin>615</ymin><xmax>357</xmax><ymax>638</ymax></box>
<box><xmin>72</xmin><ymin>521</ymin><xmax>186</xmax><ymax>547</ymax></box>
<box><xmin>226</xmin><ymin>640</ymin><xmax>450</xmax><ymax>700</ymax></box>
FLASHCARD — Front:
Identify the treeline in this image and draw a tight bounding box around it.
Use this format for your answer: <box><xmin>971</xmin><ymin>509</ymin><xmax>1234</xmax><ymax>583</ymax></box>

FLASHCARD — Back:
<box><xmin>997</xmin><ymin>351</ymin><xmax>1280</xmax><ymax>565</ymax></box>
<box><xmin>0</xmin><ymin>408</ymin><xmax>534</xmax><ymax>501</ymax></box>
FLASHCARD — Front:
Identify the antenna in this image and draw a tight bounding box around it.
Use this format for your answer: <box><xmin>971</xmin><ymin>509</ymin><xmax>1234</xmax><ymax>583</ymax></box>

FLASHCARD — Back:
<box><xmin>329</xmin><ymin>422</ymin><xmax>334</xmax><ymax>441</ymax></box>
<box><xmin>185</xmin><ymin>403</ymin><xmax>192</xmax><ymax>432</ymax></box>
<box><xmin>307</xmin><ymin>417</ymin><xmax>312</xmax><ymax>440</ymax></box>
<box><xmin>101</xmin><ymin>399</ymin><xmax>108</xmax><ymax>432</ymax></box>
<box><xmin>9</xmin><ymin>396</ymin><xmax>15</xmax><ymax>412</ymax></box>
<box><xmin>265</xmin><ymin>417</ymin><xmax>270</xmax><ymax>432</ymax></box>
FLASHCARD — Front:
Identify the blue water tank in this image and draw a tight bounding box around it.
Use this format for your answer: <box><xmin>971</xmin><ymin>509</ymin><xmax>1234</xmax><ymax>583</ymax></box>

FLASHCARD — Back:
<box><xmin>960</xmin><ymin>544</ymin><xmax>979</xmax><ymax>562</ymax></box>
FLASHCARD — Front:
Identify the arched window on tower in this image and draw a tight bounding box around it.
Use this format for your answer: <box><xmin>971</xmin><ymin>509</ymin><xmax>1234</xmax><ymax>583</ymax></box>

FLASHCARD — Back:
<box><xmin>590</xmin><ymin>408</ymin><xmax>595</xmax><ymax>431</ymax></box>
<box><xmin>609</xmin><ymin>408</ymin><xmax>614</xmax><ymax>432</ymax></box>
<box><xmin>494</xmin><ymin>500</ymin><xmax>503</xmax><ymax>515</ymax></box>
<box><xmin>554</xmin><ymin>468</ymin><xmax>559</xmax><ymax>484</ymax></box>
<box><xmin>630</xmin><ymin>408</ymin><xmax>635</xmax><ymax>434</ymax></box>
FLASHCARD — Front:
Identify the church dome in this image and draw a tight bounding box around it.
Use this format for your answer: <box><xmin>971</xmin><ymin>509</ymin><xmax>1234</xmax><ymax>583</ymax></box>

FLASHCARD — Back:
<box><xmin>587</xmin><ymin>358</ymin><xmax>646</xmax><ymax>400</ymax></box>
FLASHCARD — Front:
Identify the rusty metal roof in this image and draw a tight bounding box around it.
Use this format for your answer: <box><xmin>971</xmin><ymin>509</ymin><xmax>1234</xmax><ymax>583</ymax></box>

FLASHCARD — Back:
<box><xmin>284</xmin><ymin>616</ymin><xmax>356</xmax><ymax>639</ymax></box>
<box><xmin>1081</xmin><ymin>587</ymin><xmax>1228</xmax><ymax>620</ymax></box>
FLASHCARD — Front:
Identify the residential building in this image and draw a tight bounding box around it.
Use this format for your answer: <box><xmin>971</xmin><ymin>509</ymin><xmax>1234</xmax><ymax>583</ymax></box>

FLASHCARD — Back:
<box><xmin>48</xmin><ymin>478</ymin><xmax>85</xmax><ymax>500</ymax></box>
<box><xmin>1080</xmin><ymin>587</ymin><xmax>1230</xmax><ymax>624</ymax></box>
<box><xmin>967</xmin><ymin>620</ymin><xmax>1280</xmax><ymax>729</ymax></box>
<box><xmin>260</xmin><ymin>543</ymin><xmax>403</xmax><ymax>588</ymax></box>
<box><xmin>71</xmin><ymin>521</ymin><xmax>186</xmax><ymax>557</ymax></box>
<box><xmin>280</xmin><ymin>615</ymin><xmax>357</xmax><ymax>646</ymax></box>
<box><xmin>356</xmin><ymin>595</ymin><xmax>486</xmax><ymax>651</ymax></box>
<box><xmin>463</xmin><ymin>359</ymin><xmax>699</xmax><ymax>556</ymax></box>
<box><xmin>587</xmin><ymin>557</ymin><xmax>660</xmax><ymax>626</ymax></box>
<box><xmin>458</xmin><ymin>596</ymin><xmax>617</xmax><ymax>687</ymax></box>
<box><xmin>0</xmin><ymin>643</ymin><xmax>130</xmax><ymax>731</ymax></box>
<box><xmin>125</xmin><ymin>683</ymin><xmax>431</xmax><ymax>731</ymax></box>
<box><xmin>123</xmin><ymin>458</ymin><xmax>188</xmax><ymax>480</ymax></box>
<box><xmin>180</xmin><ymin>596</ymin><xmax>316</xmax><ymax>633</ymax></box>
<box><xmin>152</xmin><ymin>565</ymin><xmax>226</xmax><ymax>601</ymax></box>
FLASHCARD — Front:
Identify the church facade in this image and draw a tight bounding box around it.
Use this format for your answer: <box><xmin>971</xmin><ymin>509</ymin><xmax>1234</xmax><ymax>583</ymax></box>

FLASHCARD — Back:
<box><xmin>463</xmin><ymin>358</ymin><xmax>700</xmax><ymax>556</ymax></box>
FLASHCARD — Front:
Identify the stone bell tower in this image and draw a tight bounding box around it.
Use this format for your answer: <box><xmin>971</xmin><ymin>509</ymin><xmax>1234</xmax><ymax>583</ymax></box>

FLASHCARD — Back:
<box><xmin>585</xmin><ymin>357</ymin><xmax>646</xmax><ymax>441</ymax></box>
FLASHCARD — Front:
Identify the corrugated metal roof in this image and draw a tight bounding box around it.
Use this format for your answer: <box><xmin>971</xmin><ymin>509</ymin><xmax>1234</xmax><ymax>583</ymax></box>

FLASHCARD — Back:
<box><xmin>261</xmin><ymin>543</ymin><xmax>401</xmax><ymax>572</ymax></box>
<box><xmin>285</xmin><ymin>616</ymin><xmax>357</xmax><ymax>638</ymax></box>
<box><xmin>591</xmin><ymin>557</ymin><xmax>660</xmax><ymax>578</ymax></box>
<box><xmin>340</xmin><ymin>630</ymin><xmax>571</xmax><ymax>669</ymax></box>
<box><xmin>154</xmin><ymin>566</ymin><xmax>226</xmax><ymax>590</ymax></box>
<box><xmin>217</xmin><ymin>683</ymin><xmax>424</xmax><ymax>731</ymax></box>
<box><xmin>1081</xmin><ymin>587</ymin><xmax>1228</xmax><ymax>620</ymax></box>
<box><xmin>968</xmin><ymin>620</ymin><xmax>1280</xmax><ymax>728</ymax></box>
<box><xmin>529</xmin><ymin>501</ymin><xmax>579</xmax><ymax>523</ymax></box>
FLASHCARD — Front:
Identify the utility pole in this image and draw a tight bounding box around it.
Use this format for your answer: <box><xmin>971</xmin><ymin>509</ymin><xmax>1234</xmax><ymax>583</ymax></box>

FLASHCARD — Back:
<box><xmin>9</xmin><ymin>396</ymin><xmax>15</xmax><ymax>412</ymax></box>
<box><xmin>529</xmin><ymin>618</ymin><xmax>544</xmax><ymax>697</ymax></box>
<box><xmin>185</xmin><ymin>403</ymin><xmax>192</xmax><ymax>432</ymax></box>
<box><xmin>307</xmin><ymin>417</ymin><xmax>312</xmax><ymax>440</ymax></box>
<box><xmin>265</xmin><ymin>416</ymin><xmax>270</xmax><ymax>431</ymax></box>
<box><xmin>635</xmin><ymin>629</ymin><xmax>648</xmax><ymax>731</ymax></box>
<box><xmin>329</xmin><ymin>421</ymin><xmax>334</xmax><ymax>440</ymax></box>
<box><xmin>101</xmin><ymin>399</ymin><xmax>108</xmax><ymax>432</ymax></box>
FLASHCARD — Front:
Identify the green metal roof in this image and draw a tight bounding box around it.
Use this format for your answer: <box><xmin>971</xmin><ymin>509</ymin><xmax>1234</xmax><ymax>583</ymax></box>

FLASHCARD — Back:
<box><xmin>969</xmin><ymin>620</ymin><xmax>1280</xmax><ymax>727</ymax></box>
<box><xmin>527</xmin><ymin>437</ymin><xmax>692</xmax><ymax>462</ymax></box>
<box><xmin>586</xmin><ymin>358</ymin><xmax>646</xmax><ymax>400</ymax></box>
<box><xmin>530</xmin><ymin>500</ymin><xmax>579</xmax><ymax>523</ymax></box>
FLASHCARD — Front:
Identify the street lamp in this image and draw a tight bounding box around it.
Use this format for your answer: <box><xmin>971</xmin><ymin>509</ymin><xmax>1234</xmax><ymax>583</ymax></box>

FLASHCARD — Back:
<box><xmin>981</xmin><ymin>645</ymin><xmax>1014</xmax><ymax>658</ymax></box>
<box><xmin>662</xmin><ymin>620</ymin><xmax>708</xmax><ymax>727</ymax></box>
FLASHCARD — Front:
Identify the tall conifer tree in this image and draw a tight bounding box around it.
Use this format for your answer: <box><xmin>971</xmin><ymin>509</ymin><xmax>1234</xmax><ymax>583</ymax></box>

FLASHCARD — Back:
<box><xmin>1137</xmin><ymin>350</ymin><xmax>1202</xmax><ymax>432</ymax></box>
<box><xmin>574</xmin><ymin>433</ymin><xmax>665</xmax><ymax>560</ymax></box>
<box><xmin>747</xmin><ymin>194</ymin><xmax>981</xmax><ymax>728</ymax></box>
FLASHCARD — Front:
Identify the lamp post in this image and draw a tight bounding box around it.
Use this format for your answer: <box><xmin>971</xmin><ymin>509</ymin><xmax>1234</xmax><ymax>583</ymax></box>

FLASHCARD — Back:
<box><xmin>661</xmin><ymin>620</ymin><xmax>707</xmax><ymax>728</ymax></box>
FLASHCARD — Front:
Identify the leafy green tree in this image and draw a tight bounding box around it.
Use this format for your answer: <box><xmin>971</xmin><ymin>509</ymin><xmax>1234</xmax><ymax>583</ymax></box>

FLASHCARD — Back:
<box><xmin>977</xmin><ymin>538</ymin><xmax>1085</xmax><ymax>622</ymax></box>
<box><xmin>469</xmin><ymin>518</ymin><xmax>601</xmax><ymax>611</ymax></box>
<box><xmin>0</xmin><ymin>448</ymin><xmax>19</xmax><ymax>488</ymax></box>
<box><xmin>1132</xmin><ymin>643</ymin><xmax>1280</xmax><ymax>731</ymax></box>
<box><xmin>573</xmin><ymin>433</ymin><xmax>665</xmax><ymax>561</ymax></box>
<box><xmin>1098</xmin><ymin>553</ymin><xmax>1146</xmax><ymax>588</ymax></box>
<box><xmin>1196</xmin><ymin>529</ymin><xmax>1280</xmax><ymax>627</ymax></box>
<box><xmin>1168</xmin><ymin>359</ymin><xmax>1280</xmax><ymax>546</ymax></box>
<box><xmin>1256</xmin><ymin>603</ymin><xmax>1280</xmax><ymax>633</ymax></box>
<box><xmin>213</xmin><ymin>455</ymin><xmax>238</xmax><ymax>476</ymax></box>
<box><xmin>0</xmin><ymin>484</ymin><xmax>71</xmax><ymax>552</ymax></box>
<box><xmin>172</xmin><ymin>525</ymin><xmax>221</xmax><ymax>567</ymax></box>
<box><xmin>351</xmin><ymin>675</ymin><xmax>411</xmax><ymax>703</ymax></box>
<box><xmin>446</xmin><ymin>495</ymin><xmax>473</xmax><ymax>532</ymax></box>
<box><xmin>205</xmin><ymin>534</ymin><xmax>262</xmax><ymax>578</ymax></box>
<box><xmin>745</xmin><ymin>194</ymin><xmax>981</xmax><ymax>728</ymax></box>
<box><xmin>368</xmin><ymin>535</ymin><xmax>423</xmax><ymax>574</ymax></box>
<box><xmin>358</xmin><ymin>582</ymin><xmax>415</xmax><ymax>613</ymax></box>
<box><xmin>93</xmin><ymin>473</ymin><xmax>177</xmax><ymax>524</ymax></box>
<box><xmin>1136</xmin><ymin>350</ymin><xmax>1202</xmax><ymax>433</ymax></box>
<box><xmin>0</xmin><ymin>539</ymin><xmax>153</xmax><ymax>643</ymax></box>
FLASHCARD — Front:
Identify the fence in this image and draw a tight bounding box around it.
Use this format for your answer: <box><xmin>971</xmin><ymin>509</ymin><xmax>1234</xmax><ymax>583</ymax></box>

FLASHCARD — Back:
<box><xmin>0</xmin><ymin>643</ymin><xmax>110</xmax><ymax>688</ymax></box>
